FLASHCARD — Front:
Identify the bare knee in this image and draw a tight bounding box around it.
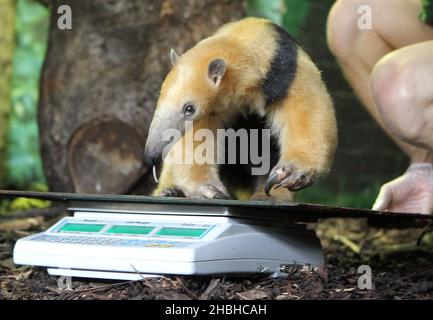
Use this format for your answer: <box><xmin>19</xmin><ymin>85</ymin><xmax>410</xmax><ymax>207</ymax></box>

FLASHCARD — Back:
<box><xmin>372</xmin><ymin>57</ymin><xmax>427</xmax><ymax>145</ymax></box>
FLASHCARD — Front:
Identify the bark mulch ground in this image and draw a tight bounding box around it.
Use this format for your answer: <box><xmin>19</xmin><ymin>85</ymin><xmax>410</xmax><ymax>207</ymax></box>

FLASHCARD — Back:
<box><xmin>1</xmin><ymin>213</ymin><xmax>433</xmax><ymax>300</ymax></box>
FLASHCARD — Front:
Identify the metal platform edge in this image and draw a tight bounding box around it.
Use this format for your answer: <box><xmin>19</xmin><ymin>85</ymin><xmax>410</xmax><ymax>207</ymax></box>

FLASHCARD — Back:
<box><xmin>1</xmin><ymin>189</ymin><xmax>433</xmax><ymax>227</ymax></box>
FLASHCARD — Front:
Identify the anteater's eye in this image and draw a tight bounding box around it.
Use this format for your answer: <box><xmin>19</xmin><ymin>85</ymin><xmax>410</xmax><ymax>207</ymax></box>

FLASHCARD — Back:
<box><xmin>183</xmin><ymin>103</ymin><xmax>196</xmax><ymax>118</ymax></box>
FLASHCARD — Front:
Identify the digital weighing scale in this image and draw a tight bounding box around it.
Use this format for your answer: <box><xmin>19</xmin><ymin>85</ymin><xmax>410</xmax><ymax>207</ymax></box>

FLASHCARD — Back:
<box><xmin>2</xmin><ymin>190</ymin><xmax>432</xmax><ymax>281</ymax></box>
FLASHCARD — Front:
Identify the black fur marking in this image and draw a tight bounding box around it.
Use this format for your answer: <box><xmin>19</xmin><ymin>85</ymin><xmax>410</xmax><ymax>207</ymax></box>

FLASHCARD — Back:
<box><xmin>262</xmin><ymin>24</ymin><xmax>298</xmax><ymax>106</ymax></box>
<box><xmin>218</xmin><ymin>113</ymin><xmax>279</xmax><ymax>195</ymax></box>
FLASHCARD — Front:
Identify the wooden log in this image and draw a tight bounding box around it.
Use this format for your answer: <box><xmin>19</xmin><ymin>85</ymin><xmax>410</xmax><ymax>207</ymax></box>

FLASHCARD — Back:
<box><xmin>38</xmin><ymin>0</ymin><xmax>245</xmax><ymax>193</ymax></box>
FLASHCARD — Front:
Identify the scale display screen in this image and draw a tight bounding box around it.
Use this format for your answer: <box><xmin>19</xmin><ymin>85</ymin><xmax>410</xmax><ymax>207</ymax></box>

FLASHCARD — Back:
<box><xmin>53</xmin><ymin>219</ymin><xmax>212</xmax><ymax>240</ymax></box>
<box><xmin>59</xmin><ymin>223</ymin><xmax>105</xmax><ymax>233</ymax></box>
<box><xmin>156</xmin><ymin>227</ymin><xmax>207</xmax><ymax>238</ymax></box>
<box><xmin>107</xmin><ymin>225</ymin><xmax>154</xmax><ymax>235</ymax></box>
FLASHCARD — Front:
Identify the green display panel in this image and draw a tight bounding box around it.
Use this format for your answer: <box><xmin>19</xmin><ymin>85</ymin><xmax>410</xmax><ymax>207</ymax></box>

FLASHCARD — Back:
<box><xmin>107</xmin><ymin>225</ymin><xmax>154</xmax><ymax>235</ymax></box>
<box><xmin>156</xmin><ymin>227</ymin><xmax>207</xmax><ymax>238</ymax></box>
<box><xmin>59</xmin><ymin>223</ymin><xmax>105</xmax><ymax>233</ymax></box>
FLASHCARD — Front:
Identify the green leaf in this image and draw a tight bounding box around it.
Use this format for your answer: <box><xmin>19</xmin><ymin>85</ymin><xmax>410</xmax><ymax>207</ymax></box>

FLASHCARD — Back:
<box><xmin>9</xmin><ymin>197</ymin><xmax>51</xmax><ymax>211</ymax></box>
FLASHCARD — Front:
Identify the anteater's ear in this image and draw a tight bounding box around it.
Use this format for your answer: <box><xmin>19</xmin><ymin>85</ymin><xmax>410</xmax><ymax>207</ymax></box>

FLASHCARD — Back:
<box><xmin>208</xmin><ymin>58</ymin><xmax>226</xmax><ymax>87</ymax></box>
<box><xmin>170</xmin><ymin>48</ymin><xmax>181</xmax><ymax>67</ymax></box>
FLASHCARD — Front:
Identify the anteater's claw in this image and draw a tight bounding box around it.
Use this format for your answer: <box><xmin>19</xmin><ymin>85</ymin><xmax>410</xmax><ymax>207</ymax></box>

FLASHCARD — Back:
<box><xmin>160</xmin><ymin>187</ymin><xmax>186</xmax><ymax>198</ymax></box>
<box><xmin>264</xmin><ymin>172</ymin><xmax>279</xmax><ymax>196</ymax></box>
<box><xmin>190</xmin><ymin>184</ymin><xmax>231</xmax><ymax>200</ymax></box>
<box><xmin>212</xmin><ymin>191</ymin><xmax>231</xmax><ymax>200</ymax></box>
<box><xmin>265</xmin><ymin>162</ymin><xmax>318</xmax><ymax>194</ymax></box>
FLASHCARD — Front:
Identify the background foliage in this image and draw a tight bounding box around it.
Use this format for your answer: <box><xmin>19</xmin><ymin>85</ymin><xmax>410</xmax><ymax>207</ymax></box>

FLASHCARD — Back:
<box><xmin>6</xmin><ymin>0</ymin><xmax>48</xmax><ymax>188</ymax></box>
<box><xmin>247</xmin><ymin>0</ymin><xmax>310</xmax><ymax>36</ymax></box>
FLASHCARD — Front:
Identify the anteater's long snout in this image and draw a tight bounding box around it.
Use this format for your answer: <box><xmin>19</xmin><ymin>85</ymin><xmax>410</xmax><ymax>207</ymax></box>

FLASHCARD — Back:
<box><xmin>144</xmin><ymin>111</ymin><xmax>184</xmax><ymax>166</ymax></box>
<box><xmin>144</xmin><ymin>128</ymin><xmax>166</xmax><ymax>166</ymax></box>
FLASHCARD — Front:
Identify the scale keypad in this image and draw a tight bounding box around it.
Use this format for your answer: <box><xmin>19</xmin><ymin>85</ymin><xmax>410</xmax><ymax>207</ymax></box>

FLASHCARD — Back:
<box><xmin>32</xmin><ymin>235</ymin><xmax>189</xmax><ymax>248</ymax></box>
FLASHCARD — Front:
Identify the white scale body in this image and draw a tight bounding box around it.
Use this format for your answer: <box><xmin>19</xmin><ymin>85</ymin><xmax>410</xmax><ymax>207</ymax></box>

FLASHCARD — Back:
<box><xmin>13</xmin><ymin>204</ymin><xmax>324</xmax><ymax>281</ymax></box>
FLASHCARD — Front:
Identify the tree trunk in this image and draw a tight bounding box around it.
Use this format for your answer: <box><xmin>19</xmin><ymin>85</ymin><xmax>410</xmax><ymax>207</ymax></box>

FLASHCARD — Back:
<box><xmin>38</xmin><ymin>0</ymin><xmax>245</xmax><ymax>194</ymax></box>
<box><xmin>0</xmin><ymin>0</ymin><xmax>15</xmax><ymax>187</ymax></box>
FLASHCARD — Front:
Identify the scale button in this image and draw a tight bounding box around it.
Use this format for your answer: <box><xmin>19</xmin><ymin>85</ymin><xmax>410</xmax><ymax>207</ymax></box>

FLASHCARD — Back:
<box><xmin>145</xmin><ymin>242</ymin><xmax>174</xmax><ymax>248</ymax></box>
<box><xmin>159</xmin><ymin>244</ymin><xmax>174</xmax><ymax>248</ymax></box>
<box><xmin>145</xmin><ymin>243</ymin><xmax>158</xmax><ymax>247</ymax></box>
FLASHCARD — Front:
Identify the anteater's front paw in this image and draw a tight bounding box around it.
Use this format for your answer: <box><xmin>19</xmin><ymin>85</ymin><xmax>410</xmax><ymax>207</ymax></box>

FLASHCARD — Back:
<box><xmin>159</xmin><ymin>187</ymin><xmax>186</xmax><ymax>198</ymax></box>
<box><xmin>189</xmin><ymin>183</ymin><xmax>231</xmax><ymax>200</ymax></box>
<box><xmin>265</xmin><ymin>161</ymin><xmax>318</xmax><ymax>195</ymax></box>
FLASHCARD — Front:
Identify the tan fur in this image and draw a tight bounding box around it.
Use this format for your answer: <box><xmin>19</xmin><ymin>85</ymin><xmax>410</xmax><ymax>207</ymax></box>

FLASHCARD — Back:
<box><xmin>155</xmin><ymin>18</ymin><xmax>278</xmax><ymax>120</ymax></box>
<box><xmin>149</xmin><ymin>17</ymin><xmax>337</xmax><ymax>200</ymax></box>
<box><xmin>154</xmin><ymin>118</ymin><xmax>225</xmax><ymax>197</ymax></box>
<box><xmin>268</xmin><ymin>49</ymin><xmax>337</xmax><ymax>174</ymax></box>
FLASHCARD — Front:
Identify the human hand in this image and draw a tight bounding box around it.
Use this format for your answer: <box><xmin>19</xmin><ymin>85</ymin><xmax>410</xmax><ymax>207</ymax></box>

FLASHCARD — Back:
<box><xmin>372</xmin><ymin>163</ymin><xmax>433</xmax><ymax>214</ymax></box>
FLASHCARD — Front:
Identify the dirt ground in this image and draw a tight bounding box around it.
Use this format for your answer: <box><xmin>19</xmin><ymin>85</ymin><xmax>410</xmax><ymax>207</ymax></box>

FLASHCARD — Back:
<box><xmin>1</xmin><ymin>213</ymin><xmax>433</xmax><ymax>300</ymax></box>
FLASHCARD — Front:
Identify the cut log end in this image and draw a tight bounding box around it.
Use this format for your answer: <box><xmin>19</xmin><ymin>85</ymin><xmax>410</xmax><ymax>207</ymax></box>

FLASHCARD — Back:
<box><xmin>68</xmin><ymin>119</ymin><xmax>147</xmax><ymax>194</ymax></box>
